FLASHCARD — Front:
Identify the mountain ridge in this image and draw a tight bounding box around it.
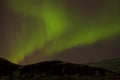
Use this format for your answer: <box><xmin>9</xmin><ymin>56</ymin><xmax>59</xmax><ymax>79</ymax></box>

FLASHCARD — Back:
<box><xmin>0</xmin><ymin>58</ymin><xmax>120</xmax><ymax>80</ymax></box>
<box><xmin>86</xmin><ymin>58</ymin><xmax>120</xmax><ymax>72</ymax></box>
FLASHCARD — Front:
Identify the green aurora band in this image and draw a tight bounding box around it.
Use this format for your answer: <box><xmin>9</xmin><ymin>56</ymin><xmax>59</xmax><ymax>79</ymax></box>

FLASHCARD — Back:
<box><xmin>6</xmin><ymin>0</ymin><xmax>120</xmax><ymax>63</ymax></box>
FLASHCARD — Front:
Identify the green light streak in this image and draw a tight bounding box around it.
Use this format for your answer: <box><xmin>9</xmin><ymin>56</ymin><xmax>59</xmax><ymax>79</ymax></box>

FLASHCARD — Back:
<box><xmin>6</xmin><ymin>0</ymin><xmax>120</xmax><ymax>63</ymax></box>
<box><xmin>41</xmin><ymin>1</ymin><xmax>69</xmax><ymax>41</ymax></box>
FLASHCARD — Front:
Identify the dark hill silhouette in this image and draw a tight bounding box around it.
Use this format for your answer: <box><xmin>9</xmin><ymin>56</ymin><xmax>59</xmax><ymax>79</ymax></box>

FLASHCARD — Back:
<box><xmin>12</xmin><ymin>60</ymin><xmax>114</xmax><ymax>77</ymax></box>
<box><xmin>0</xmin><ymin>58</ymin><xmax>119</xmax><ymax>80</ymax></box>
<box><xmin>0</xmin><ymin>58</ymin><xmax>19</xmax><ymax>65</ymax></box>
<box><xmin>87</xmin><ymin>58</ymin><xmax>120</xmax><ymax>72</ymax></box>
<box><xmin>0</xmin><ymin>58</ymin><xmax>20</xmax><ymax>76</ymax></box>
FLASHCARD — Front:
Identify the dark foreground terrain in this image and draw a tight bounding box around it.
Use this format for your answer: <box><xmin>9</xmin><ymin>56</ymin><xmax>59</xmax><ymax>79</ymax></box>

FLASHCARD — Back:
<box><xmin>0</xmin><ymin>58</ymin><xmax>120</xmax><ymax>80</ymax></box>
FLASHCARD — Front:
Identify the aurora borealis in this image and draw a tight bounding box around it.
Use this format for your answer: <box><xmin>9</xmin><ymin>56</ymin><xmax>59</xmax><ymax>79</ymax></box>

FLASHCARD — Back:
<box><xmin>0</xmin><ymin>0</ymin><xmax>120</xmax><ymax>64</ymax></box>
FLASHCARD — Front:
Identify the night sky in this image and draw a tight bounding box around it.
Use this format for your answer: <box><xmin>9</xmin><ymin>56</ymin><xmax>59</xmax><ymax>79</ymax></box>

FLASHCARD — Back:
<box><xmin>0</xmin><ymin>0</ymin><xmax>120</xmax><ymax>65</ymax></box>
